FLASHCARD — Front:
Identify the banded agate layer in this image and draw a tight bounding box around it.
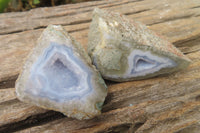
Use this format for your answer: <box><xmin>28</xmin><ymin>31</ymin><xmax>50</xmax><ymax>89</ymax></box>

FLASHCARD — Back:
<box><xmin>15</xmin><ymin>25</ymin><xmax>107</xmax><ymax>120</ymax></box>
<box><xmin>28</xmin><ymin>43</ymin><xmax>92</xmax><ymax>101</ymax></box>
<box><xmin>88</xmin><ymin>8</ymin><xmax>191</xmax><ymax>82</ymax></box>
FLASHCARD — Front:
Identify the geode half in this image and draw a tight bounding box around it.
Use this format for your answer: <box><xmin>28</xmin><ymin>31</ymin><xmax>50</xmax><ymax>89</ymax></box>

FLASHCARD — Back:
<box><xmin>88</xmin><ymin>8</ymin><xmax>191</xmax><ymax>82</ymax></box>
<box><xmin>15</xmin><ymin>25</ymin><xmax>107</xmax><ymax>120</ymax></box>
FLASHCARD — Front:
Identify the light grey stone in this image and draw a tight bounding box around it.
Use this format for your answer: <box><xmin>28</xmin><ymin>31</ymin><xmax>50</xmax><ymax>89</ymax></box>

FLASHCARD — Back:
<box><xmin>88</xmin><ymin>8</ymin><xmax>191</xmax><ymax>82</ymax></box>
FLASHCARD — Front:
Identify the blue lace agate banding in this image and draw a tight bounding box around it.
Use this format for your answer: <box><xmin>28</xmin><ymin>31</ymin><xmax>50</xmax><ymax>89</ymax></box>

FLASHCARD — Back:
<box><xmin>131</xmin><ymin>55</ymin><xmax>162</xmax><ymax>74</ymax></box>
<box><xmin>26</xmin><ymin>42</ymin><xmax>92</xmax><ymax>102</ymax></box>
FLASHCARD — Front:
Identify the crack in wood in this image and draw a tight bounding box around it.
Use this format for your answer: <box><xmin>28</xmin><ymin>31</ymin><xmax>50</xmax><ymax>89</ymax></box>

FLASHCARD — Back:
<box><xmin>174</xmin><ymin>35</ymin><xmax>200</xmax><ymax>46</ymax></box>
<box><xmin>190</xmin><ymin>5</ymin><xmax>200</xmax><ymax>9</ymax></box>
<box><xmin>0</xmin><ymin>98</ymin><xmax>18</xmax><ymax>107</ymax></box>
<box><xmin>0</xmin><ymin>75</ymin><xmax>18</xmax><ymax>89</ymax></box>
<box><xmin>68</xmin><ymin>27</ymin><xmax>89</xmax><ymax>33</ymax></box>
<box><xmin>173</xmin><ymin>34</ymin><xmax>200</xmax><ymax>54</ymax></box>
<box><xmin>130</xmin><ymin>122</ymin><xmax>145</xmax><ymax>133</ymax></box>
<box><xmin>148</xmin><ymin>14</ymin><xmax>195</xmax><ymax>26</ymax></box>
<box><xmin>39</xmin><ymin>9</ymin><xmax>92</xmax><ymax>19</ymax></box>
<box><xmin>103</xmin><ymin>123</ymin><xmax>133</xmax><ymax>133</ymax></box>
<box><xmin>124</xmin><ymin>9</ymin><xmax>150</xmax><ymax>15</ymax></box>
<box><xmin>0</xmin><ymin>111</ymin><xmax>64</xmax><ymax>133</ymax></box>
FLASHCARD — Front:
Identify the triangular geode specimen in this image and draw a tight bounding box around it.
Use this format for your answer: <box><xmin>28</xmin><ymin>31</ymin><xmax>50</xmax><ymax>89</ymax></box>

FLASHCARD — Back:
<box><xmin>15</xmin><ymin>25</ymin><xmax>107</xmax><ymax>120</ymax></box>
<box><xmin>88</xmin><ymin>8</ymin><xmax>191</xmax><ymax>82</ymax></box>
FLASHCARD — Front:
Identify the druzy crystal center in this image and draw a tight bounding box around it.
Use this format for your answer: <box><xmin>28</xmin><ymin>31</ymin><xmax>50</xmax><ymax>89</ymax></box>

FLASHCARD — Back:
<box><xmin>26</xmin><ymin>42</ymin><xmax>92</xmax><ymax>101</ymax></box>
<box><xmin>44</xmin><ymin>57</ymin><xmax>79</xmax><ymax>91</ymax></box>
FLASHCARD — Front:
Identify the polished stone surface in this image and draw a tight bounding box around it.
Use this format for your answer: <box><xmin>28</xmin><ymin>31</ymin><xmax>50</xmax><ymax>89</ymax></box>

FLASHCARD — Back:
<box><xmin>26</xmin><ymin>43</ymin><xmax>93</xmax><ymax>101</ymax></box>
<box><xmin>16</xmin><ymin>25</ymin><xmax>107</xmax><ymax>120</ymax></box>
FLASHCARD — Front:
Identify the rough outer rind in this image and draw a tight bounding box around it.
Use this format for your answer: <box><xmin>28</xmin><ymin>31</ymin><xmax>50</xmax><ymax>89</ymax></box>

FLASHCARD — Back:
<box><xmin>15</xmin><ymin>25</ymin><xmax>107</xmax><ymax>120</ymax></box>
<box><xmin>88</xmin><ymin>8</ymin><xmax>191</xmax><ymax>82</ymax></box>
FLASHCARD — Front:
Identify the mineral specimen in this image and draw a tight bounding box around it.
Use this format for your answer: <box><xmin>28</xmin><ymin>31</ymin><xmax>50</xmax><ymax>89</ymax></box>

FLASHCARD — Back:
<box><xmin>15</xmin><ymin>25</ymin><xmax>107</xmax><ymax>120</ymax></box>
<box><xmin>88</xmin><ymin>8</ymin><xmax>191</xmax><ymax>82</ymax></box>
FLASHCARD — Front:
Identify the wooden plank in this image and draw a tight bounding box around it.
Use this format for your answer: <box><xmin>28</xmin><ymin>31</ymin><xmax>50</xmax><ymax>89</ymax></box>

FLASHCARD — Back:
<box><xmin>0</xmin><ymin>0</ymin><xmax>138</xmax><ymax>34</ymax></box>
<box><xmin>0</xmin><ymin>88</ymin><xmax>15</xmax><ymax>103</ymax></box>
<box><xmin>18</xmin><ymin>101</ymin><xmax>200</xmax><ymax>133</ymax></box>
<box><xmin>1</xmin><ymin>50</ymin><xmax>200</xmax><ymax>132</ymax></box>
<box><xmin>0</xmin><ymin>0</ymin><xmax>200</xmax><ymax>132</ymax></box>
<box><xmin>16</xmin><ymin>51</ymin><xmax>200</xmax><ymax>133</ymax></box>
<box><xmin>0</xmin><ymin>0</ymin><xmax>200</xmax><ymax>34</ymax></box>
<box><xmin>0</xmin><ymin>0</ymin><xmax>200</xmax><ymax>86</ymax></box>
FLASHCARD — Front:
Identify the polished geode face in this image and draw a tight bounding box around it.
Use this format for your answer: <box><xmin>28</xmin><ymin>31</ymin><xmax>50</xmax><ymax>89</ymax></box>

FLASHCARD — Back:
<box><xmin>92</xmin><ymin>49</ymin><xmax>177</xmax><ymax>79</ymax></box>
<box><xmin>25</xmin><ymin>42</ymin><xmax>92</xmax><ymax>102</ymax></box>
<box><xmin>16</xmin><ymin>25</ymin><xmax>107</xmax><ymax>120</ymax></box>
<box><xmin>125</xmin><ymin>49</ymin><xmax>177</xmax><ymax>77</ymax></box>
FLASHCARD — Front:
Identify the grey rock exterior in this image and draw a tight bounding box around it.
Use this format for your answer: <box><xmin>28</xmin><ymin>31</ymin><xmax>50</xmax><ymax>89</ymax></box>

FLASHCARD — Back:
<box><xmin>88</xmin><ymin>8</ymin><xmax>191</xmax><ymax>82</ymax></box>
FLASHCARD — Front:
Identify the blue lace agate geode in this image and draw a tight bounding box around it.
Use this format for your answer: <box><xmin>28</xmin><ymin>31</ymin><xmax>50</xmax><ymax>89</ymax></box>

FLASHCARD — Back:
<box><xmin>15</xmin><ymin>25</ymin><xmax>107</xmax><ymax>120</ymax></box>
<box><xmin>88</xmin><ymin>8</ymin><xmax>191</xmax><ymax>82</ymax></box>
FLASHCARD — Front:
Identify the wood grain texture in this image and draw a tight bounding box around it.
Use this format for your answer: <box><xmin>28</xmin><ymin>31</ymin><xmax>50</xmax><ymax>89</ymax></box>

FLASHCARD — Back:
<box><xmin>0</xmin><ymin>0</ymin><xmax>200</xmax><ymax>132</ymax></box>
<box><xmin>0</xmin><ymin>0</ymin><xmax>200</xmax><ymax>84</ymax></box>
<box><xmin>15</xmin><ymin>51</ymin><xmax>200</xmax><ymax>133</ymax></box>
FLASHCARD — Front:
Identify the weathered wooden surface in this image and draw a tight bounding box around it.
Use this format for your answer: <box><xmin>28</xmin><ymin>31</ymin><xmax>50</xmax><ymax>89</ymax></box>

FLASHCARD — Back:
<box><xmin>0</xmin><ymin>0</ymin><xmax>200</xmax><ymax>132</ymax></box>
